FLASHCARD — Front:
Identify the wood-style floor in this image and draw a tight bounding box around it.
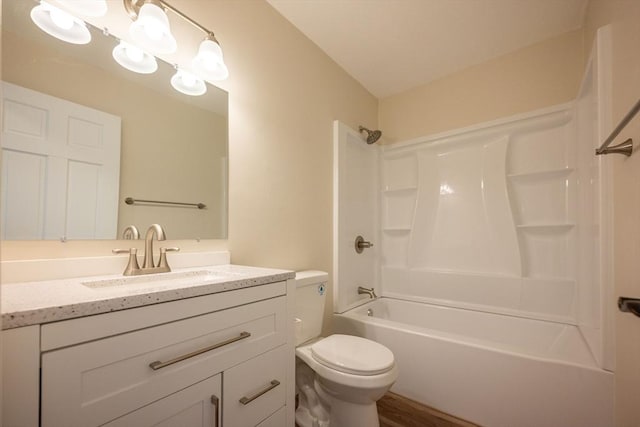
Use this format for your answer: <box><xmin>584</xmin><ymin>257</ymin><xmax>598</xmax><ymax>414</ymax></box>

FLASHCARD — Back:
<box><xmin>378</xmin><ymin>392</ymin><xmax>479</xmax><ymax>427</ymax></box>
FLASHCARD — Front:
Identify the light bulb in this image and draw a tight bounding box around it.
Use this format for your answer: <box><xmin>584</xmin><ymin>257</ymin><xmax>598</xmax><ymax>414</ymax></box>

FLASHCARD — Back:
<box><xmin>182</xmin><ymin>73</ymin><xmax>196</xmax><ymax>87</ymax></box>
<box><xmin>125</xmin><ymin>45</ymin><xmax>144</xmax><ymax>63</ymax></box>
<box><xmin>50</xmin><ymin>8</ymin><xmax>74</xmax><ymax>30</ymax></box>
<box><xmin>30</xmin><ymin>1</ymin><xmax>91</xmax><ymax>45</ymax></box>
<box><xmin>112</xmin><ymin>41</ymin><xmax>158</xmax><ymax>74</ymax></box>
<box><xmin>171</xmin><ymin>69</ymin><xmax>206</xmax><ymax>96</ymax></box>
<box><xmin>129</xmin><ymin>2</ymin><xmax>176</xmax><ymax>54</ymax></box>
<box><xmin>193</xmin><ymin>38</ymin><xmax>229</xmax><ymax>81</ymax></box>
<box><xmin>143</xmin><ymin>19</ymin><xmax>164</xmax><ymax>41</ymax></box>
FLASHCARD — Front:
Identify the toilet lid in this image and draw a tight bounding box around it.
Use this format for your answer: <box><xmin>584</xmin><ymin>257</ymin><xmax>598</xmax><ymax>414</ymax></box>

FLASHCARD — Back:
<box><xmin>310</xmin><ymin>334</ymin><xmax>394</xmax><ymax>376</ymax></box>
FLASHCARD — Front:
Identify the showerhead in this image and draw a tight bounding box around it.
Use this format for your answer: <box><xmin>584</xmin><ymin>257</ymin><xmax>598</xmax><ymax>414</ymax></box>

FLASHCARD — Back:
<box><xmin>359</xmin><ymin>126</ymin><xmax>382</xmax><ymax>144</ymax></box>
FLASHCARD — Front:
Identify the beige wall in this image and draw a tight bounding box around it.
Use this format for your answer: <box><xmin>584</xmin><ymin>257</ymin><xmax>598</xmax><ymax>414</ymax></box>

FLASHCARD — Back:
<box><xmin>379</xmin><ymin>29</ymin><xmax>585</xmax><ymax>143</ymax></box>
<box><xmin>206</xmin><ymin>1</ymin><xmax>378</xmax><ymax>273</ymax></box>
<box><xmin>584</xmin><ymin>1</ymin><xmax>640</xmax><ymax>425</ymax></box>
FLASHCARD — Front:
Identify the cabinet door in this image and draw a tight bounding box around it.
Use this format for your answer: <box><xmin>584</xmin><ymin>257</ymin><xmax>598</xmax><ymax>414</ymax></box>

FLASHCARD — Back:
<box><xmin>2</xmin><ymin>326</ymin><xmax>40</xmax><ymax>427</ymax></box>
<box><xmin>103</xmin><ymin>374</ymin><xmax>221</xmax><ymax>427</ymax></box>
<box><xmin>224</xmin><ymin>345</ymin><xmax>288</xmax><ymax>427</ymax></box>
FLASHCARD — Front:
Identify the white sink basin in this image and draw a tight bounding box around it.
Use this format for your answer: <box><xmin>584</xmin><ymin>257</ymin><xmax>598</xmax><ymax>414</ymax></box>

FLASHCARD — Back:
<box><xmin>81</xmin><ymin>269</ymin><xmax>234</xmax><ymax>289</ymax></box>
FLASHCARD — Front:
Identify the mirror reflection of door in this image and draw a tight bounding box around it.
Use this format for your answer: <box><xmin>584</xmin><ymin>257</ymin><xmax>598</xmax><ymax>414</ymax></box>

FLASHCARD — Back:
<box><xmin>1</xmin><ymin>82</ymin><xmax>121</xmax><ymax>240</ymax></box>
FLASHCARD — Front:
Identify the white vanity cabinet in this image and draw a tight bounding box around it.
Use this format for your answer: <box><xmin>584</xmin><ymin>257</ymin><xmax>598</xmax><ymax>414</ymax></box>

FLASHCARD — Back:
<box><xmin>2</xmin><ymin>276</ymin><xmax>295</xmax><ymax>427</ymax></box>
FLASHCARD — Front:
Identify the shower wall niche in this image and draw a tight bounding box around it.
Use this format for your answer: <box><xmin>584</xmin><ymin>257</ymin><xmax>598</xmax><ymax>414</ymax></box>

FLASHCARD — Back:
<box><xmin>380</xmin><ymin>107</ymin><xmax>581</xmax><ymax>324</ymax></box>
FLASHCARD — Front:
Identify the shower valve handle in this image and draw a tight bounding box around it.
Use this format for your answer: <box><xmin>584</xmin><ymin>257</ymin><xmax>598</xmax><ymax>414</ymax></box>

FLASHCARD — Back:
<box><xmin>355</xmin><ymin>235</ymin><xmax>374</xmax><ymax>254</ymax></box>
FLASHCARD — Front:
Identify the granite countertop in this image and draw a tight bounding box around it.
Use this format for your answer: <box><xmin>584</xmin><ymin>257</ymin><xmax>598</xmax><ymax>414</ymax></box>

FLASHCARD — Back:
<box><xmin>1</xmin><ymin>264</ymin><xmax>295</xmax><ymax>329</ymax></box>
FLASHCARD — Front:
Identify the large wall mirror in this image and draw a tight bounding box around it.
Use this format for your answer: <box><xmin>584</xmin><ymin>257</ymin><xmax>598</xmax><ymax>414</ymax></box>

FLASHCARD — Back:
<box><xmin>1</xmin><ymin>0</ymin><xmax>228</xmax><ymax>241</ymax></box>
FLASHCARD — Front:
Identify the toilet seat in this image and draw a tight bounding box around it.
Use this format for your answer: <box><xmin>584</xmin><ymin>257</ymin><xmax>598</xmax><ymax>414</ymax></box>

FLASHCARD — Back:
<box><xmin>296</xmin><ymin>335</ymin><xmax>398</xmax><ymax>393</ymax></box>
<box><xmin>310</xmin><ymin>334</ymin><xmax>394</xmax><ymax>376</ymax></box>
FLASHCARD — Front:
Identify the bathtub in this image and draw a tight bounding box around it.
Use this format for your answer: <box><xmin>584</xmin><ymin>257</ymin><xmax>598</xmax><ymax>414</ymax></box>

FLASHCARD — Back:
<box><xmin>333</xmin><ymin>297</ymin><xmax>614</xmax><ymax>427</ymax></box>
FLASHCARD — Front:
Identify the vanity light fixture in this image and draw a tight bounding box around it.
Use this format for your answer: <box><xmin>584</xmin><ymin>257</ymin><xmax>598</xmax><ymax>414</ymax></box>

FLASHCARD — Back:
<box><xmin>126</xmin><ymin>0</ymin><xmax>177</xmax><ymax>54</ymax></box>
<box><xmin>171</xmin><ymin>68</ymin><xmax>207</xmax><ymax>96</ymax></box>
<box><xmin>192</xmin><ymin>35</ymin><xmax>229</xmax><ymax>81</ymax></box>
<box><xmin>31</xmin><ymin>0</ymin><xmax>228</xmax><ymax>97</ymax></box>
<box><xmin>57</xmin><ymin>0</ymin><xmax>108</xmax><ymax>17</ymax></box>
<box><xmin>124</xmin><ymin>0</ymin><xmax>229</xmax><ymax>83</ymax></box>
<box><xmin>112</xmin><ymin>41</ymin><xmax>158</xmax><ymax>74</ymax></box>
<box><xmin>30</xmin><ymin>1</ymin><xmax>91</xmax><ymax>45</ymax></box>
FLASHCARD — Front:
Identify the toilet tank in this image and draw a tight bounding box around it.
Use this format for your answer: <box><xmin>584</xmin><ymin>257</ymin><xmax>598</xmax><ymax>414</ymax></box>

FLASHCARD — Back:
<box><xmin>295</xmin><ymin>270</ymin><xmax>329</xmax><ymax>346</ymax></box>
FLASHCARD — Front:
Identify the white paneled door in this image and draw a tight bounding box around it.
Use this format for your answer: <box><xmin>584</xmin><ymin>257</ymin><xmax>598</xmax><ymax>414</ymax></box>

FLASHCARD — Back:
<box><xmin>1</xmin><ymin>82</ymin><xmax>121</xmax><ymax>240</ymax></box>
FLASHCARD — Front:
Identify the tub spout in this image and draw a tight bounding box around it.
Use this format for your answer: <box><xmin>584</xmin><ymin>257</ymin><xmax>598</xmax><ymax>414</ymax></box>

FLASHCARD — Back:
<box><xmin>358</xmin><ymin>286</ymin><xmax>377</xmax><ymax>299</ymax></box>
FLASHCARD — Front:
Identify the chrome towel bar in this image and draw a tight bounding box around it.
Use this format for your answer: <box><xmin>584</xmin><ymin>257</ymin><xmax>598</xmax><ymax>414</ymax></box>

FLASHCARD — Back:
<box><xmin>595</xmin><ymin>98</ymin><xmax>640</xmax><ymax>157</ymax></box>
<box><xmin>125</xmin><ymin>197</ymin><xmax>206</xmax><ymax>209</ymax></box>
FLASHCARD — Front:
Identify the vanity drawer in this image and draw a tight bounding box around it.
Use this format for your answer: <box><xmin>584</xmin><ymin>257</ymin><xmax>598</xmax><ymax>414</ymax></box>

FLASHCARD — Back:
<box><xmin>224</xmin><ymin>345</ymin><xmax>288</xmax><ymax>427</ymax></box>
<box><xmin>41</xmin><ymin>296</ymin><xmax>286</xmax><ymax>427</ymax></box>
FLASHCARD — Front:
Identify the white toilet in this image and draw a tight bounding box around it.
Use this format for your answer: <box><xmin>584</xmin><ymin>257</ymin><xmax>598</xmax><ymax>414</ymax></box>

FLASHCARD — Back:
<box><xmin>294</xmin><ymin>271</ymin><xmax>398</xmax><ymax>427</ymax></box>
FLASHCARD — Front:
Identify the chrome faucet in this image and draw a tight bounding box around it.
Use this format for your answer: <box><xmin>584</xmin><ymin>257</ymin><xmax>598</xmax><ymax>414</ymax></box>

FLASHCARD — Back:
<box><xmin>113</xmin><ymin>224</ymin><xmax>179</xmax><ymax>276</ymax></box>
<box><xmin>357</xmin><ymin>286</ymin><xmax>377</xmax><ymax>299</ymax></box>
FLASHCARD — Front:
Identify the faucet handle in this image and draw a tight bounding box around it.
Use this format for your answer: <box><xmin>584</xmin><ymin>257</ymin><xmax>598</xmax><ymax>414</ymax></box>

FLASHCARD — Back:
<box><xmin>112</xmin><ymin>248</ymin><xmax>141</xmax><ymax>276</ymax></box>
<box><xmin>158</xmin><ymin>247</ymin><xmax>180</xmax><ymax>270</ymax></box>
<box><xmin>355</xmin><ymin>236</ymin><xmax>374</xmax><ymax>254</ymax></box>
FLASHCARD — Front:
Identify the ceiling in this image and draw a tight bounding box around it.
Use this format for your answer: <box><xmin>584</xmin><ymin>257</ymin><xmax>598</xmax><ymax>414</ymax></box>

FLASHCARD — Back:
<box><xmin>267</xmin><ymin>0</ymin><xmax>589</xmax><ymax>99</ymax></box>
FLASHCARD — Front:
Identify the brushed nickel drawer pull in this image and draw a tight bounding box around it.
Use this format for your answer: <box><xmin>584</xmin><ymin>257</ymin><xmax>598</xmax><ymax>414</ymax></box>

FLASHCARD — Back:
<box><xmin>239</xmin><ymin>380</ymin><xmax>280</xmax><ymax>405</ymax></box>
<box><xmin>211</xmin><ymin>395</ymin><xmax>220</xmax><ymax>427</ymax></box>
<box><xmin>149</xmin><ymin>331</ymin><xmax>251</xmax><ymax>370</ymax></box>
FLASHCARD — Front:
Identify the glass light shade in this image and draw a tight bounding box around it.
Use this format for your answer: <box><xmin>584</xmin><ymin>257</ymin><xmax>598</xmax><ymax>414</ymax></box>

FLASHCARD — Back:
<box><xmin>192</xmin><ymin>38</ymin><xmax>229</xmax><ymax>81</ymax></box>
<box><xmin>57</xmin><ymin>0</ymin><xmax>107</xmax><ymax>17</ymax></box>
<box><xmin>30</xmin><ymin>1</ymin><xmax>91</xmax><ymax>45</ymax></box>
<box><xmin>129</xmin><ymin>2</ymin><xmax>177</xmax><ymax>54</ymax></box>
<box><xmin>112</xmin><ymin>41</ymin><xmax>158</xmax><ymax>74</ymax></box>
<box><xmin>171</xmin><ymin>69</ymin><xmax>207</xmax><ymax>96</ymax></box>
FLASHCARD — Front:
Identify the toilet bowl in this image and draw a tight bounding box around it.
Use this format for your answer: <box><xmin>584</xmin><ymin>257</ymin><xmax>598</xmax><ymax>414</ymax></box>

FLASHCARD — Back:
<box><xmin>294</xmin><ymin>271</ymin><xmax>397</xmax><ymax>427</ymax></box>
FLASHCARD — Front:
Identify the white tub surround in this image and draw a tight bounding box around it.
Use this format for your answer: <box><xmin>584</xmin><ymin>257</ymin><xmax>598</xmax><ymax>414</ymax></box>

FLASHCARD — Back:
<box><xmin>356</xmin><ymin>101</ymin><xmax>598</xmax><ymax>322</ymax></box>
